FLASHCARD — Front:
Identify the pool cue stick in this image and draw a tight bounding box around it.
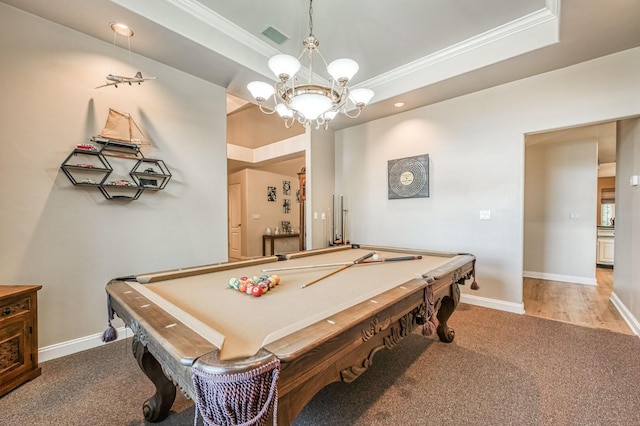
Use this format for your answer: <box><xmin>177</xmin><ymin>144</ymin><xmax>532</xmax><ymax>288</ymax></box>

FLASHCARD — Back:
<box><xmin>359</xmin><ymin>255</ymin><xmax>422</xmax><ymax>263</ymax></box>
<box><xmin>301</xmin><ymin>251</ymin><xmax>376</xmax><ymax>288</ymax></box>
<box><xmin>262</xmin><ymin>255</ymin><xmax>423</xmax><ymax>272</ymax></box>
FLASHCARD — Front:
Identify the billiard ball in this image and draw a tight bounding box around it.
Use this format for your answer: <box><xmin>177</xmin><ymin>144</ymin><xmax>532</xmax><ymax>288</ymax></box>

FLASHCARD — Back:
<box><xmin>372</xmin><ymin>253</ymin><xmax>380</xmax><ymax>261</ymax></box>
<box><xmin>251</xmin><ymin>285</ymin><xmax>263</xmax><ymax>297</ymax></box>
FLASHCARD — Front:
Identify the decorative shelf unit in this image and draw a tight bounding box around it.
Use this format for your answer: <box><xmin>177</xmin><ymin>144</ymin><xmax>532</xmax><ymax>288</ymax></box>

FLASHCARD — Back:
<box><xmin>98</xmin><ymin>140</ymin><xmax>144</xmax><ymax>200</ymax></box>
<box><xmin>131</xmin><ymin>158</ymin><xmax>172</xmax><ymax>190</ymax></box>
<box><xmin>60</xmin><ymin>139</ymin><xmax>171</xmax><ymax>201</ymax></box>
<box><xmin>60</xmin><ymin>148</ymin><xmax>112</xmax><ymax>187</ymax></box>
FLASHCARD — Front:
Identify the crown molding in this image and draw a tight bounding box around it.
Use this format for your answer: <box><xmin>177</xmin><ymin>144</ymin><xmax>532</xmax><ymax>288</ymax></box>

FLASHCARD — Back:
<box><xmin>164</xmin><ymin>0</ymin><xmax>279</xmax><ymax>57</ymax></box>
<box><xmin>113</xmin><ymin>0</ymin><xmax>560</xmax><ymax>103</ymax></box>
<box><xmin>363</xmin><ymin>6</ymin><xmax>558</xmax><ymax>88</ymax></box>
<box><xmin>111</xmin><ymin>0</ymin><xmax>278</xmax><ymax>80</ymax></box>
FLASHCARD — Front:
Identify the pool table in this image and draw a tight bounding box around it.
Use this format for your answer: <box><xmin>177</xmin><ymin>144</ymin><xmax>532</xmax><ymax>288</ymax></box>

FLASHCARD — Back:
<box><xmin>105</xmin><ymin>244</ymin><xmax>476</xmax><ymax>424</ymax></box>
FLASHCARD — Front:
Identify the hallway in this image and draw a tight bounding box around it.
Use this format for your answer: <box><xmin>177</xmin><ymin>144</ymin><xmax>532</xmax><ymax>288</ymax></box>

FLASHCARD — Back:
<box><xmin>523</xmin><ymin>268</ymin><xmax>633</xmax><ymax>335</ymax></box>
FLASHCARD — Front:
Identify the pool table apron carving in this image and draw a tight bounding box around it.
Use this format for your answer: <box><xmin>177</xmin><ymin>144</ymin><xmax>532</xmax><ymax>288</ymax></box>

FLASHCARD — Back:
<box><xmin>106</xmin><ymin>245</ymin><xmax>475</xmax><ymax>423</ymax></box>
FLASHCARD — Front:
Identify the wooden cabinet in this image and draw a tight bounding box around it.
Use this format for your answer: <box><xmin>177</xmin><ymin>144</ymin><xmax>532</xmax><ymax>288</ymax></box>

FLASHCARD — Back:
<box><xmin>0</xmin><ymin>285</ymin><xmax>42</xmax><ymax>396</ymax></box>
<box><xmin>596</xmin><ymin>227</ymin><xmax>615</xmax><ymax>267</ymax></box>
<box><xmin>597</xmin><ymin>238</ymin><xmax>615</xmax><ymax>266</ymax></box>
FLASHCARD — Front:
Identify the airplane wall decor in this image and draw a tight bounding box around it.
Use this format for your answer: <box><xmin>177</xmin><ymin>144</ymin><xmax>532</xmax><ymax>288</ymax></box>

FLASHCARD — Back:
<box><xmin>95</xmin><ymin>71</ymin><xmax>156</xmax><ymax>89</ymax></box>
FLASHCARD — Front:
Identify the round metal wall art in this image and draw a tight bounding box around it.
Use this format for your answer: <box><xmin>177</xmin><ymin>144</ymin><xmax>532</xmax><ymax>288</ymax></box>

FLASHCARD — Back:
<box><xmin>388</xmin><ymin>154</ymin><xmax>429</xmax><ymax>199</ymax></box>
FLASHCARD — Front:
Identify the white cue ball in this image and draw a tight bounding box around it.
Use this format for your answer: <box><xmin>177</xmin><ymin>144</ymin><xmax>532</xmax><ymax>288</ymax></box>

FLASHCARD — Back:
<box><xmin>372</xmin><ymin>253</ymin><xmax>380</xmax><ymax>261</ymax></box>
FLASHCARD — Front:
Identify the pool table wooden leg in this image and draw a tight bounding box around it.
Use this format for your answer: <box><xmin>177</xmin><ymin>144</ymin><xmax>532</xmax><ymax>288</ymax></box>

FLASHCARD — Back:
<box><xmin>132</xmin><ymin>336</ymin><xmax>177</xmax><ymax>422</ymax></box>
<box><xmin>436</xmin><ymin>282</ymin><xmax>460</xmax><ymax>343</ymax></box>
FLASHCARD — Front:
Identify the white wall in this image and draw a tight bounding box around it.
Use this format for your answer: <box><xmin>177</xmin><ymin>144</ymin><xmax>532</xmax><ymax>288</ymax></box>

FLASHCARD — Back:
<box><xmin>336</xmin><ymin>47</ymin><xmax>640</xmax><ymax>313</ymax></box>
<box><xmin>0</xmin><ymin>5</ymin><xmax>228</xmax><ymax>356</ymax></box>
<box><xmin>307</xmin><ymin>129</ymin><xmax>336</xmax><ymax>249</ymax></box>
<box><xmin>524</xmin><ymin>139</ymin><xmax>598</xmax><ymax>285</ymax></box>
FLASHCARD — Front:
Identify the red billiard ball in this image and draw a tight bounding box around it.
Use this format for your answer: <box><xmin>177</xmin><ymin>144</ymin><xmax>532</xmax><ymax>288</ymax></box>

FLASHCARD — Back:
<box><xmin>251</xmin><ymin>285</ymin><xmax>263</xmax><ymax>297</ymax></box>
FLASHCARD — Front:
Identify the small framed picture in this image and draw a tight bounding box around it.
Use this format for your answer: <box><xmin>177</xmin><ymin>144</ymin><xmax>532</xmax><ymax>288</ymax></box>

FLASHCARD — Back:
<box><xmin>267</xmin><ymin>186</ymin><xmax>276</xmax><ymax>202</ymax></box>
<box><xmin>283</xmin><ymin>199</ymin><xmax>291</xmax><ymax>213</ymax></box>
<box><xmin>283</xmin><ymin>180</ymin><xmax>291</xmax><ymax>196</ymax></box>
<box><xmin>281</xmin><ymin>220</ymin><xmax>291</xmax><ymax>233</ymax></box>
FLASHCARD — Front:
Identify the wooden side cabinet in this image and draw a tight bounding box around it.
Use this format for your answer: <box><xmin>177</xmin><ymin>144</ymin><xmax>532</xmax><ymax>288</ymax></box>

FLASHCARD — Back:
<box><xmin>0</xmin><ymin>285</ymin><xmax>42</xmax><ymax>397</ymax></box>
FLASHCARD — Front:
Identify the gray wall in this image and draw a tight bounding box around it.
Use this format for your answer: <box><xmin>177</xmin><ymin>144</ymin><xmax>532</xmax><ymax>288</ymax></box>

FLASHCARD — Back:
<box><xmin>614</xmin><ymin>118</ymin><xmax>640</xmax><ymax>326</ymax></box>
<box><xmin>0</xmin><ymin>5</ymin><xmax>229</xmax><ymax>354</ymax></box>
<box><xmin>336</xmin><ymin>47</ymin><xmax>640</xmax><ymax>319</ymax></box>
<box><xmin>307</xmin><ymin>129</ymin><xmax>336</xmax><ymax>249</ymax></box>
<box><xmin>524</xmin><ymin>139</ymin><xmax>598</xmax><ymax>284</ymax></box>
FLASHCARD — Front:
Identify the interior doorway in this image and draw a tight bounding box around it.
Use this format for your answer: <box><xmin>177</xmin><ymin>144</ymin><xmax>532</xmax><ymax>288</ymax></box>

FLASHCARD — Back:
<box><xmin>522</xmin><ymin>120</ymin><xmax>629</xmax><ymax>334</ymax></box>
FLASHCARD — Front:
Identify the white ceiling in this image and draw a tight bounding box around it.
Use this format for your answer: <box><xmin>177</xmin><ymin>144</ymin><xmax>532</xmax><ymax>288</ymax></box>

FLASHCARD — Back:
<box><xmin>5</xmin><ymin>0</ymin><xmax>640</xmax><ymax>132</ymax></box>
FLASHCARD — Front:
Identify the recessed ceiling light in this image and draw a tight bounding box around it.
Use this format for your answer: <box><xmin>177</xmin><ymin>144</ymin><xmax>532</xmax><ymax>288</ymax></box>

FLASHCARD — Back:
<box><xmin>110</xmin><ymin>22</ymin><xmax>134</xmax><ymax>37</ymax></box>
<box><xmin>393</xmin><ymin>102</ymin><xmax>405</xmax><ymax>108</ymax></box>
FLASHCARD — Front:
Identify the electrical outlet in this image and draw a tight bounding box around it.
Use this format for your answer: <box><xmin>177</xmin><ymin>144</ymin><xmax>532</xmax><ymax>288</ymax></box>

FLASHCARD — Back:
<box><xmin>479</xmin><ymin>210</ymin><xmax>491</xmax><ymax>220</ymax></box>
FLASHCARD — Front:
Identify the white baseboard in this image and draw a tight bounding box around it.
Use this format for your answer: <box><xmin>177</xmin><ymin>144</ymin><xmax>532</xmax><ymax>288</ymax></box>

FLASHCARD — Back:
<box><xmin>610</xmin><ymin>291</ymin><xmax>640</xmax><ymax>336</ymax></box>
<box><xmin>523</xmin><ymin>270</ymin><xmax>597</xmax><ymax>286</ymax></box>
<box><xmin>461</xmin><ymin>293</ymin><xmax>525</xmax><ymax>314</ymax></box>
<box><xmin>38</xmin><ymin>326</ymin><xmax>129</xmax><ymax>363</ymax></box>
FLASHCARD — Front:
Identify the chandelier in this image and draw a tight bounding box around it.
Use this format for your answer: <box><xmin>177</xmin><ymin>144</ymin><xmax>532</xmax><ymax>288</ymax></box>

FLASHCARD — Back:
<box><xmin>247</xmin><ymin>0</ymin><xmax>374</xmax><ymax>129</ymax></box>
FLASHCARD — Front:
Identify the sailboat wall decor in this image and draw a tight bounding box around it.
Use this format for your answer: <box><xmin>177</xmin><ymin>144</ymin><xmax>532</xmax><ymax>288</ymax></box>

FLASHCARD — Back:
<box><xmin>92</xmin><ymin>108</ymin><xmax>149</xmax><ymax>150</ymax></box>
<box><xmin>60</xmin><ymin>107</ymin><xmax>172</xmax><ymax>200</ymax></box>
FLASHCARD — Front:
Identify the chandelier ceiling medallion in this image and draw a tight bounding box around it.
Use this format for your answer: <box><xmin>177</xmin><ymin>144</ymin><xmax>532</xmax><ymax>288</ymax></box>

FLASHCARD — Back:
<box><xmin>247</xmin><ymin>0</ymin><xmax>374</xmax><ymax>129</ymax></box>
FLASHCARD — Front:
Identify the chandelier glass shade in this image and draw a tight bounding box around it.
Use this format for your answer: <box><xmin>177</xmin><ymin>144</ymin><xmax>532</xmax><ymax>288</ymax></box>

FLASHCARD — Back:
<box><xmin>247</xmin><ymin>1</ymin><xmax>374</xmax><ymax>129</ymax></box>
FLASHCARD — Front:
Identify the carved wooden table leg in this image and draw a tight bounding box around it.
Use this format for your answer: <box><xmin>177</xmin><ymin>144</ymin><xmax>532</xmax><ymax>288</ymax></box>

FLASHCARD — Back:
<box><xmin>436</xmin><ymin>282</ymin><xmax>460</xmax><ymax>343</ymax></box>
<box><xmin>132</xmin><ymin>336</ymin><xmax>177</xmax><ymax>422</ymax></box>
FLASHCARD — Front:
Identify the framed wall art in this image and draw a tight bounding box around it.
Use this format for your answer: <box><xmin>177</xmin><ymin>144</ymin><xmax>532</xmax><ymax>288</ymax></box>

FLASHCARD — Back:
<box><xmin>267</xmin><ymin>186</ymin><xmax>276</xmax><ymax>202</ymax></box>
<box><xmin>388</xmin><ymin>154</ymin><xmax>429</xmax><ymax>199</ymax></box>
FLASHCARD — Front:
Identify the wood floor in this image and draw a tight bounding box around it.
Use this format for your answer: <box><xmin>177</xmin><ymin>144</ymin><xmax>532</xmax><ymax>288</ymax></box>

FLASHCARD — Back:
<box><xmin>523</xmin><ymin>267</ymin><xmax>633</xmax><ymax>335</ymax></box>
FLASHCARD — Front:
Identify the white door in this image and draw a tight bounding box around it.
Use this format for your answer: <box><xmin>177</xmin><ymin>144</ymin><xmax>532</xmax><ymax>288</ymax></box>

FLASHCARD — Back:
<box><xmin>228</xmin><ymin>183</ymin><xmax>242</xmax><ymax>260</ymax></box>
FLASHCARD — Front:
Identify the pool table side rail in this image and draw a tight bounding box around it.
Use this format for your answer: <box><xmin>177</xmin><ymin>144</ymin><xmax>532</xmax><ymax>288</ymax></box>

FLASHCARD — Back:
<box><xmin>106</xmin><ymin>280</ymin><xmax>218</xmax><ymax>398</ymax></box>
<box><xmin>135</xmin><ymin>256</ymin><xmax>280</xmax><ymax>284</ymax></box>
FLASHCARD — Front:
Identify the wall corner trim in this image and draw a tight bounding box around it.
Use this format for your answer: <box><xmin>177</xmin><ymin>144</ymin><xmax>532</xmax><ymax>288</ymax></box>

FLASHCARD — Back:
<box><xmin>610</xmin><ymin>291</ymin><xmax>640</xmax><ymax>337</ymax></box>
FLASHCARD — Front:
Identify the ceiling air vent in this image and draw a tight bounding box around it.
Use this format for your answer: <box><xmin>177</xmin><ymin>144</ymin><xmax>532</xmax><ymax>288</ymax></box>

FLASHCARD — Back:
<box><xmin>262</xmin><ymin>26</ymin><xmax>289</xmax><ymax>45</ymax></box>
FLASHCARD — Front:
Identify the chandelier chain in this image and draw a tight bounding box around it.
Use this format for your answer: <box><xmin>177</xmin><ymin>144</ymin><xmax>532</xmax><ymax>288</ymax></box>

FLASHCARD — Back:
<box><xmin>308</xmin><ymin>0</ymin><xmax>314</xmax><ymax>36</ymax></box>
<box><xmin>246</xmin><ymin>0</ymin><xmax>373</xmax><ymax>129</ymax></box>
